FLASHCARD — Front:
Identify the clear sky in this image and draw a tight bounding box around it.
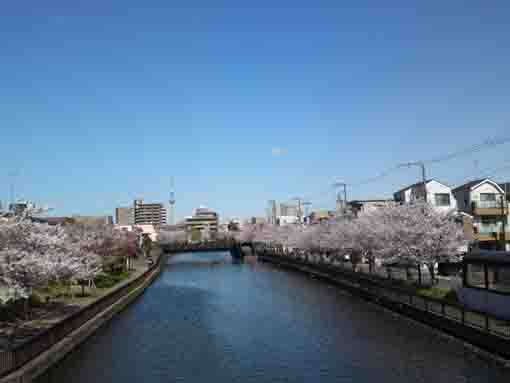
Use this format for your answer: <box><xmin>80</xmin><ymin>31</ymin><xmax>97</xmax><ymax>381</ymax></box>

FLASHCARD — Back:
<box><xmin>1</xmin><ymin>1</ymin><xmax>510</xmax><ymax>220</ymax></box>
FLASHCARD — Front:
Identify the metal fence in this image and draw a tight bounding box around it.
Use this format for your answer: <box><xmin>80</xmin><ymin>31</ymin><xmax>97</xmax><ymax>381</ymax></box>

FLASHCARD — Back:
<box><xmin>0</xmin><ymin>259</ymin><xmax>161</xmax><ymax>378</ymax></box>
<box><xmin>259</xmin><ymin>252</ymin><xmax>510</xmax><ymax>342</ymax></box>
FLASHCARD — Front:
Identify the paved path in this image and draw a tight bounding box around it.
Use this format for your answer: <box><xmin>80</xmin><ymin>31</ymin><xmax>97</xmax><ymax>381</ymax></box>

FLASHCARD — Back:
<box><xmin>0</xmin><ymin>248</ymin><xmax>161</xmax><ymax>350</ymax></box>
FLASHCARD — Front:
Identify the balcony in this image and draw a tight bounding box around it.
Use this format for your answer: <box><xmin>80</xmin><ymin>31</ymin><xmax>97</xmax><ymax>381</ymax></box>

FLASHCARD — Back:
<box><xmin>471</xmin><ymin>201</ymin><xmax>509</xmax><ymax>216</ymax></box>
<box><xmin>474</xmin><ymin>224</ymin><xmax>510</xmax><ymax>242</ymax></box>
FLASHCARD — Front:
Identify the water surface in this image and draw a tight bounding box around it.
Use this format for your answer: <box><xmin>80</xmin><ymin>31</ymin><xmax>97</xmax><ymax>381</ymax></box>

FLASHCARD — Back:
<box><xmin>38</xmin><ymin>252</ymin><xmax>510</xmax><ymax>382</ymax></box>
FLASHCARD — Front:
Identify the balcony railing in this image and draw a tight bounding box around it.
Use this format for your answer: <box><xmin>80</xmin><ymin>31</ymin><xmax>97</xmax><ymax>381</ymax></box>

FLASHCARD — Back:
<box><xmin>474</xmin><ymin>200</ymin><xmax>504</xmax><ymax>209</ymax></box>
<box><xmin>476</xmin><ymin>225</ymin><xmax>501</xmax><ymax>234</ymax></box>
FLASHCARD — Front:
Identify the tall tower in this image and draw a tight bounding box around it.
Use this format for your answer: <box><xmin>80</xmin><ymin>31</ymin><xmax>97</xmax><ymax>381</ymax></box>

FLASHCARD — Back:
<box><xmin>169</xmin><ymin>177</ymin><xmax>176</xmax><ymax>225</ymax></box>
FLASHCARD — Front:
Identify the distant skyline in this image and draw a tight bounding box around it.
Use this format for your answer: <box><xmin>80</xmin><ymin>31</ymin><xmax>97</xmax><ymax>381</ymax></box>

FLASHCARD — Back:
<box><xmin>1</xmin><ymin>1</ymin><xmax>510</xmax><ymax>220</ymax></box>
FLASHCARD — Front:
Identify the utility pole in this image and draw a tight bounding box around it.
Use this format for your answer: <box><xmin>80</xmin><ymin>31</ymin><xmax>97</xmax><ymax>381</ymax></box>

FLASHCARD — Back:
<box><xmin>502</xmin><ymin>183</ymin><xmax>508</xmax><ymax>251</ymax></box>
<box><xmin>399</xmin><ymin>161</ymin><xmax>427</xmax><ymax>202</ymax></box>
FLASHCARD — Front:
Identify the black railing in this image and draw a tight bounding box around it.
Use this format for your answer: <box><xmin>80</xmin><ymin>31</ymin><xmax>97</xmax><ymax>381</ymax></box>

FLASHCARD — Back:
<box><xmin>0</xmin><ymin>258</ymin><xmax>161</xmax><ymax>378</ymax></box>
<box><xmin>258</xmin><ymin>250</ymin><xmax>510</xmax><ymax>358</ymax></box>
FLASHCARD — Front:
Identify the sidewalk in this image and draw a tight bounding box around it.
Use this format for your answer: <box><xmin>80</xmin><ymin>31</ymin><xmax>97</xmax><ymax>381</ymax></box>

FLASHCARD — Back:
<box><xmin>0</xmin><ymin>248</ymin><xmax>160</xmax><ymax>350</ymax></box>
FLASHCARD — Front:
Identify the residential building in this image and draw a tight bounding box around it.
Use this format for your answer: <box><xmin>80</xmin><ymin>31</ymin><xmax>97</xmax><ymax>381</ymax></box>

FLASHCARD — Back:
<box><xmin>250</xmin><ymin>217</ymin><xmax>266</xmax><ymax>225</ymax></box>
<box><xmin>115</xmin><ymin>207</ymin><xmax>134</xmax><ymax>226</ymax></box>
<box><xmin>134</xmin><ymin>199</ymin><xmax>167</xmax><ymax>226</ymax></box>
<box><xmin>307</xmin><ymin>209</ymin><xmax>335</xmax><ymax>224</ymax></box>
<box><xmin>73</xmin><ymin>215</ymin><xmax>114</xmax><ymax>225</ymax></box>
<box><xmin>453</xmin><ymin>179</ymin><xmax>509</xmax><ymax>251</ymax></box>
<box><xmin>279</xmin><ymin>203</ymin><xmax>299</xmax><ymax>217</ymax></box>
<box><xmin>31</xmin><ymin>216</ymin><xmax>75</xmax><ymax>226</ymax></box>
<box><xmin>278</xmin><ymin>216</ymin><xmax>299</xmax><ymax>226</ymax></box>
<box><xmin>347</xmin><ymin>199</ymin><xmax>397</xmax><ymax>218</ymax></box>
<box><xmin>394</xmin><ymin>179</ymin><xmax>457</xmax><ymax>212</ymax></box>
<box><xmin>184</xmin><ymin>207</ymin><xmax>219</xmax><ymax>240</ymax></box>
<box><xmin>9</xmin><ymin>200</ymin><xmax>36</xmax><ymax>216</ymax></box>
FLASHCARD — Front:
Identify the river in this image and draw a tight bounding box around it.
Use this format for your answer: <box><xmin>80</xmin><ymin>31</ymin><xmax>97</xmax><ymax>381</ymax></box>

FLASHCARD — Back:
<box><xmin>37</xmin><ymin>252</ymin><xmax>509</xmax><ymax>382</ymax></box>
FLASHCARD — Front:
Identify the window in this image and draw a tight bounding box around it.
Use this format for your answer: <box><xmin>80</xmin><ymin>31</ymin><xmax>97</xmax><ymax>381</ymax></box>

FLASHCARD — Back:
<box><xmin>434</xmin><ymin>193</ymin><xmax>450</xmax><ymax>207</ymax></box>
<box><xmin>480</xmin><ymin>193</ymin><xmax>496</xmax><ymax>201</ymax></box>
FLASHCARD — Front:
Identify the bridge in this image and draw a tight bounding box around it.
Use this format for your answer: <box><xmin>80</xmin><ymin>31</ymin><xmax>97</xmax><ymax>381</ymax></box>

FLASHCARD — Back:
<box><xmin>160</xmin><ymin>240</ymin><xmax>255</xmax><ymax>259</ymax></box>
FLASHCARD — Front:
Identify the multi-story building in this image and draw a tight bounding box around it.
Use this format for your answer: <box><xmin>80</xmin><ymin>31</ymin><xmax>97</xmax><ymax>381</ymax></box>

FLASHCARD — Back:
<box><xmin>9</xmin><ymin>200</ymin><xmax>36</xmax><ymax>216</ymax></box>
<box><xmin>73</xmin><ymin>215</ymin><xmax>114</xmax><ymax>225</ymax></box>
<box><xmin>347</xmin><ymin>199</ymin><xmax>397</xmax><ymax>218</ymax></box>
<box><xmin>453</xmin><ymin>178</ymin><xmax>509</xmax><ymax>251</ymax></box>
<box><xmin>134</xmin><ymin>200</ymin><xmax>167</xmax><ymax>226</ymax></box>
<box><xmin>280</xmin><ymin>203</ymin><xmax>299</xmax><ymax>217</ymax></box>
<box><xmin>115</xmin><ymin>207</ymin><xmax>134</xmax><ymax>226</ymax></box>
<box><xmin>393</xmin><ymin>179</ymin><xmax>457</xmax><ymax>212</ymax></box>
<box><xmin>184</xmin><ymin>207</ymin><xmax>219</xmax><ymax>240</ymax></box>
<box><xmin>306</xmin><ymin>209</ymin><xmax>335</xmax><ymax>224</ymax></box>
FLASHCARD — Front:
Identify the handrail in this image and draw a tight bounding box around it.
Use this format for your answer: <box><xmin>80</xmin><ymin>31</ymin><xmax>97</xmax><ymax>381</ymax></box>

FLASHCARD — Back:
<box><xmin>0</xmin><ymin>258</ymin><xmax>161</xmax><ymax>378</ymax></box>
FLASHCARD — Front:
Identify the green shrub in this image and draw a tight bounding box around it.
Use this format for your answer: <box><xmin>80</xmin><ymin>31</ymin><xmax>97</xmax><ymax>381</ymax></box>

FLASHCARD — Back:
<box><xmin>94</xmin><ymin>271</ymin><xmax>130</xmax><ymax>289</ymax></box>
<box><xmin>416</xmin><ymin>287</ymin><xmax>458</xmax><ymax>302</ymax></box>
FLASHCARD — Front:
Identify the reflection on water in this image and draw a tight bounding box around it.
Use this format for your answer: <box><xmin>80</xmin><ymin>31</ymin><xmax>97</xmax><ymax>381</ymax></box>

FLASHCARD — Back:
<box><xmin>37</xmin><ymin>252</ymin><xmax>510</xmax><ymax>383</ymax></box>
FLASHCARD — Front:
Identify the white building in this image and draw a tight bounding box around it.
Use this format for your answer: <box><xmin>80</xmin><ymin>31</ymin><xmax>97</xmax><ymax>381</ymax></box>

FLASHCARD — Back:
<box><xmin>278</xmin><ymin>215</ymin><xmax>299</xmax><ymax>226</ymax></box>
<box><xmin>453</xmin><ymin>178</ymin><xmax>509</xmax><ymax>251</ymax></box>
<box><xmin>394</xmin><ymin>179</ymin><xmax>457</xmax><ymax>212</ymax></box>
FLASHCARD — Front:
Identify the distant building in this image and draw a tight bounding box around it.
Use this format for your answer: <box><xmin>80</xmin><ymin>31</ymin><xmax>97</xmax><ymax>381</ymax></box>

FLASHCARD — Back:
<box><xmin>134</xmin><ymin>199</ymin><xmax>167</xmax><ymax>226</ymax></box>
<box><xmin>9</xmin><ymin>200</ymin><xmax>36</xmax><ymax>216</ymax></box>
<box><xmin>250</xmin><ymin>217</ymin><xmax>266</xmax><ymax>225</ymax></box>
<box><xmin>347</xmin><ymin>199</ymin><xmax>396</xmax><ymax>218</ymax></box>
<box><xmin>115</xmin><ymin>207</ymin><xmax>134</xmax><ymax>226</ymax></box>
<box><xmin>73</xmin><ymin>215</ymin><xmax>114</xmax><ymax>225</ymax></box>
<box><xmin>307</xmin><ymin>209</ymin><xmax>335</xmax><ymax>224</ymax></box>
<box><xmin>184</xmin><ymin>207</ymin><xmax>219</xmax><ymax>240</ymax></box>
<box><xmin>278</xmin><ymin>216</ymin><xmax>299</xmax><ymax>226</ymax></box>
<box><xmin>31</xmin><ymin>216</ymin><xmax>75</xmax><ymax>226</ymax></box>
<box><xmin>280</xmin><ymin>203</ymin><xmax>298</xmax><ymax>217</ymax></box>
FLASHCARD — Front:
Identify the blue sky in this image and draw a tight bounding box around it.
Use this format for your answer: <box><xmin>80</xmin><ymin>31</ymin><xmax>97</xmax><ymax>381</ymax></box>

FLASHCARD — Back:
<box><xmin>1</xmin><ymin>1</ymin><xmax>510</xmax><ymax>220</ymax></box>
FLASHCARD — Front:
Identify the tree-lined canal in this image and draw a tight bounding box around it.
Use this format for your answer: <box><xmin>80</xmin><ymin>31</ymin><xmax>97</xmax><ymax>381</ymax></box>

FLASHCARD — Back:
<box><xmin>37</xmin><ymin>252</ymin><xmax>508</xmax><ymax>382</ymax></box>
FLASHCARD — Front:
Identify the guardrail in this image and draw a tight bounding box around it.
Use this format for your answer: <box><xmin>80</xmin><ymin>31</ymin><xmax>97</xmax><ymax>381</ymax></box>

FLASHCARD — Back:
<box><xmin>258</xmin><ymin>251</ymin><xmax>510</xmax><ymax>359</ymax></box>
<box><xmin>0</xmin><ymin>258</ymin><xmax>161</xmax><ymax>378</ymax></box>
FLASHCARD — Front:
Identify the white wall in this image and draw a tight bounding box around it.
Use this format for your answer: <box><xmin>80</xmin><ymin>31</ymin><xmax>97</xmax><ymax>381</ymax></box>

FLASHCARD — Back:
<box><xmin>426</xmin><ymin>180</ymin><xmax>457</xmax><ymax>212</ymax></box>
<box><xmin>470</xmin><ymin>181</ymin><xmax>503</xmax><ymax>203</ymax></box>
<box><xmin>278</xmin><ymin>216</ymin><xmax>299</xmax><ymax>226</ymax></box>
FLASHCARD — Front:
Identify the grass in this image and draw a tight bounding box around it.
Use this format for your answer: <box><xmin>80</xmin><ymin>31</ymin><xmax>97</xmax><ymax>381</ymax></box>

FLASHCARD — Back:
<box><xmin>94</xmin><ymin>270</ymin><xmax>131</xmax><ymax>289</ymax></box>
<box><xmin>416</xmin><ymin>286</ymin><xmax>458</xmax><ymax>302</ymax></box>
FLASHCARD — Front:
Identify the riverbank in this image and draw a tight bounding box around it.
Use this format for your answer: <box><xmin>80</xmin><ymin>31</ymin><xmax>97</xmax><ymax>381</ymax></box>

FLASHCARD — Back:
<box><xmin>258</xmin><ymin>253</ymin><xmax>510</xmax><ymax>366</ymax></box>
<box><xmin>0</xmin><ymin>248</ymin><xmax>163</xmax><ymax>383</ymax></box>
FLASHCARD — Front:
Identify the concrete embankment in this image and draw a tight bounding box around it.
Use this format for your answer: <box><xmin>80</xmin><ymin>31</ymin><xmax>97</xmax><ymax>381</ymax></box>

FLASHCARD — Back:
<box><xmin>0</xmin><ymin>261</ymin><xmax>162</xmax><ymax>383</ymax></box>
<box><xmin>258</xmin><ymin>254</ymin><xmax>510</xmax><ymax>367</ymax></box>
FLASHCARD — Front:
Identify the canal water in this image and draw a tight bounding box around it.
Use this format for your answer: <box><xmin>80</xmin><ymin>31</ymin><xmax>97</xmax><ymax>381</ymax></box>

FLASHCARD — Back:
<box><xmin>37</xmin><ymin>252</ymin><xmax>509</xmax><ymax>382</ymax></box>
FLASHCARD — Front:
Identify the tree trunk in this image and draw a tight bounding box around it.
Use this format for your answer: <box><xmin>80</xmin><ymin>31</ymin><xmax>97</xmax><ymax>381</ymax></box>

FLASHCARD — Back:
<box><xmin>405</xmin><ymin>267</ymin><xmax>412</xmax><ymax>281</ymax></box>
<box><xmin>418</xmin><ymin>265</ymin><xmax>422</xmax><ymax>286</ymax></box>
<box><xmin>427</xmin><ymin>263</ymin><xmax>436</xmax><ymax>285</ymax></box>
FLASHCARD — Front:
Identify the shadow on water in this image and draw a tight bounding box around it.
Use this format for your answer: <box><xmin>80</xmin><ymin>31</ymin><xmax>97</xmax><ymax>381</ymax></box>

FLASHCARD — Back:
<box><xmin>37</xmin><ymin>251</ymin><xmax>510</xmax><ymax>383</ymax></box>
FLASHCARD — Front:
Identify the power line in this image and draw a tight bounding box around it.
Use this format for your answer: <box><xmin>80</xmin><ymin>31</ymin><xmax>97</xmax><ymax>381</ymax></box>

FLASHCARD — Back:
<box><xmin>347</xmin><ymin>134</ymin><xmax>510</xmax><ymax>188</ymax></box>
<box><xmin>424</xmin><ymin>135</ymin><xmax>510</xmax><ymax>165</ymax></box>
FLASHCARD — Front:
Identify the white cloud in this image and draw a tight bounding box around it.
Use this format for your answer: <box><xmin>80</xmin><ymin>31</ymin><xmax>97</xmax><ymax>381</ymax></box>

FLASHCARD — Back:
<box><xmin>271</xmin><ymin>147</ymin><xmax>288</xmax><ymax>157</ymax></box>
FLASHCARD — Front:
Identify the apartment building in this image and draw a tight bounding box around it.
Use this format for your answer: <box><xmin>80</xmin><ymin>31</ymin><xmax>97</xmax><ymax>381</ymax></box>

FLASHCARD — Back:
<box><xmin>184</xmin><ymin>207</ymin><xmax>219</xmax><ymax>240</ymax></box>
<box><xmin>453</xmin><ymin>179</ymin><xmax>509</xmax><ymax>251</ymax></box>
<box><xmin>115</xmin><ymin>207</ymin><xmax>134</xmax><ymax>226</ymax></box>
<box><xmin>134</xmin><ymin>200</ymin><xmax>167</xmax><ymax>226</ymax></box>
